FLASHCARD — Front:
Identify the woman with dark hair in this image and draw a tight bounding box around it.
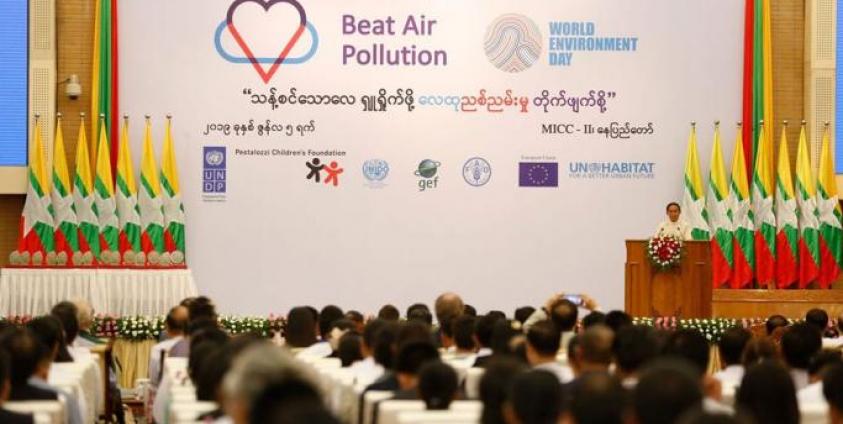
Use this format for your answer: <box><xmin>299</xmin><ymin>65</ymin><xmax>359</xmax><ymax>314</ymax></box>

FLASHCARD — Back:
<box><xmin>417</xmin><ymin>361</ymin><xmax>458</xmax><ymax>410</ymax></box>
<box><xmin>479</xmin><ymin>358</ymin><xmax>526</xmax><ymax>424</ymax></box>
<box><xmin>735</xmin><ymin>361</ymin><xmax>799</xmax><ymax>424</ymax></box>
<box><xmin>285</xmin><ymin>306</ymin><xmax>319</xmax><ymax>349</ymax></box>
<box><xmin>654</xmin><ymin>202</ymin><xmax>692</xmax><ymax>240</ymax></box>
<box><xmin>51</xmin><ymin>302</ymin><xmax>83</xmax><ymax>360</ymax></box>
<box><xmin>27</xmin><ymin>316</ymin><xmax>73</xmax><ymax>363</ymax></box>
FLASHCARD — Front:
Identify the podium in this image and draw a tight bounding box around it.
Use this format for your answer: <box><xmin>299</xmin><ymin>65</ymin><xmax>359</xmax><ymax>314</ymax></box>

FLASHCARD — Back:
<box><xmin>625</xmin><ymin>240</ymin><xmax>712</xmax><ymax>318</ymax></box>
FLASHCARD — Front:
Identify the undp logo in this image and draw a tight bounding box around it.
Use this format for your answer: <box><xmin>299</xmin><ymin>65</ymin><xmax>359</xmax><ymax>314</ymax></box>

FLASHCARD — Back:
<box><xmin>215</xmin><ymin>0</ymin><xmax>319</xmax><ymax>83</ymax></box>
<box><xmin>203</xmin><ymin>146</ymin><xmax>227</xmax><ymax>194</ymax></box>
<box><xmin>484</xmin><ymin>14</ymin><xmax>542</xmax><ymax>73</ymax></box>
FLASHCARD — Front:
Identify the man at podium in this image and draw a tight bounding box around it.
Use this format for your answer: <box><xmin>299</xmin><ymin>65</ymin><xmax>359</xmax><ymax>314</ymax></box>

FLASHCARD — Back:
<box><xmin>654</xmin><ymin>202</ymin><xmax>692</xmax><ymax>241</ymax></box>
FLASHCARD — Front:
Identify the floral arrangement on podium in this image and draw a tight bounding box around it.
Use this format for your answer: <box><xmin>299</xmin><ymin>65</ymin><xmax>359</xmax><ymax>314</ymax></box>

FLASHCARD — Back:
<box><xmin>8</xmin><ymin>114</ymin><xmax>186</xmax><ymax>269</ymax></box>
<box><xmin>646</xmin><ymin>236</ymin><xmax>683</xmax><ymax>270</ymax></box>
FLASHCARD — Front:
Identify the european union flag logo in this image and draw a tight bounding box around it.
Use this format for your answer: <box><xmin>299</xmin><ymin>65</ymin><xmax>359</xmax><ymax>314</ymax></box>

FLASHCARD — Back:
<box><xmin>519</xmin><ymin>162</ymin><xmax>558</xmax><ymax>187</ymax></box>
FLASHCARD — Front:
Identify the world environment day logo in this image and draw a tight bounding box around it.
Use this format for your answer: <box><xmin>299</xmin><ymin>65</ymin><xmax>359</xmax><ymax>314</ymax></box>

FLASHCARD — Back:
<box><xmin>215</xmin><ymin>0</ymin><xmax>319</xmax><ymax>83</ymax></box>
<box><xmin>484</xmin><ymin>14</ymin><xmax>542</xmax><ymax>73</ymax></box>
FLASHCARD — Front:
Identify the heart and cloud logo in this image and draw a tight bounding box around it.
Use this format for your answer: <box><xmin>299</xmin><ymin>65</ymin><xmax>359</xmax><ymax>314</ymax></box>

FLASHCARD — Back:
<box><xmin>214</xmin><ymin>0</ymin><xmax>319</xmax><ymax>83</ymax></box>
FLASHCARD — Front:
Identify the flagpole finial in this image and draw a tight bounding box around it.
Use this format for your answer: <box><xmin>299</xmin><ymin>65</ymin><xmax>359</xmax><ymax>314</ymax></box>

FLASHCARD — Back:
<box><xmin>145</xmin><ymin>114</ymin><xmax>151</xmax><ymax>121</ymax></box>
<box><xmin>56</xmin><ymin>112</ymin><xmax>62</xmax><ymax>119</ymax></box>
<box><xmin>714</xmin><ymin>120</ymin><xmax>720</xmax><ymax>127</ymax></box>
<box><xmin>783</xmin><ymin>120</ymin><xmax>788</xmax><ymax>127</ymax></box>
<box><xmin>824</xmin><ymin>121</ymin><xmax>830</xmax><ymax>127</ymax></box>
<box><xmin>99</xmin><ymin>113</ymin><xmax>106</xmax><ymax>121</ymax></box>
<box><xmin>123</xmin><ymin>114</ymin><xmax>129</xmax><ymax>121</ymax></box>
<box><xmin>801</xmin><ymin>120</ymin><xmax>807</xmax><ymax>126</ymax></box>
<box><xmin>79</xmin><ymin>112</ymin><xmax>85</xmax><ymax>118</ymax></box>
<box><xmin>691</xmin><ymin>121</ymin><xmax>696</xmax><ymax>127</ymax></box>
<box><xmin>737</xmin><ymin>122</ymin><xmax>742</xmax><ymax>127</ymax></box>
<box><xmin>166</xmin><ymin>114</ymin><xmax>172</xmax><ymax>120</ymax></box>
<box><xmin>34</xmin><ymin>114</ymin><xmax>40</xmax><ymax>121</ymax></box>
<box><xmin>759</xmin><ymin>120</ymin><xmax>764</xmax><ymax>126</ymax></box>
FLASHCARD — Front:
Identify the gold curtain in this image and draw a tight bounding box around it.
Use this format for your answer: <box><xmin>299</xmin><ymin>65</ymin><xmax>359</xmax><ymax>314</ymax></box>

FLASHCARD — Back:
<box><xmin>112</xmin><ymin>339</ymin><xmax>156</xmax><ymax>388</ymax></box>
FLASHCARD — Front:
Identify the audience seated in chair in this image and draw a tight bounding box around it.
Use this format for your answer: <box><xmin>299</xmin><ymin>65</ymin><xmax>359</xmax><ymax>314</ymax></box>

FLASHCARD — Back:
<box><xmin>633</xmin><ymin>359</ymin><xmax>703</xmax><ymax>424</ymax></box>
<box><xmin>736</xmin><ymin>361</ymin><xmax>799</xmax><ymax>424</ymax></box>
<box><xmin>781</xmin><ymin>323</ymin><xmax>822</xmax><ymax>390</ymax></box>
<box><xmin>568</xmin><ymin>324</ymin><xmax>614</xmax><ymax>379</ymax></box>
<box><xmin>504</xmin><ymin>370</ymin><xmax>562</xmax><ymax>424</ymax></box>
<box><xmin>148</xmin><ymin>304</ymin><xmax>188</xmax><ymax>386</ymax></box>
<box><xmin>525</xmin><ymin>321</ymin><xmax>572</xmax><ymax>383</ymax></box>
<box><xmin>566</xmin><ymin>371</ymin><xmax>626</xmax><ymax>424</ymax></box>
<box><xmin>613</xmin><ymin>325</ymin><xmax>660</xmax><ymax>388</ymax></box>
<box><xmin>417</xmin><ymin>361</ymin><xmax>458</xmax><ymax>410</ymax></box>
<box><xmin>713</xmin><ymin>326</ymin><xmax>751</xmax><ymax>388</ymax></box>
<box><xmin>169</xmin><ymin>296</ymin><xmax>218</xmax><ymax>358</ymax></box>
<box><xmin>0</xmin><ymin>349</ymin><xmax>34</xmax><ymax>424</ymax></box>
<box><xmin>473</xmin><ymin>314</ymin><xmax>503</xmax><ymax>368</ymax></box>
<box><xmin>71</xmin><ymin>298</ymin><xmax>103</xmax><ymax>348</ymax></box>
<box><xmin>823</xmin><ymin>362</ymin><xmax>843</xmax><ymax>424</ymax></box>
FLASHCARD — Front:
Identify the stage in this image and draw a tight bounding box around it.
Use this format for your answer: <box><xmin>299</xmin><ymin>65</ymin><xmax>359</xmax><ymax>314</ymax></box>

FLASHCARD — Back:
<box><xmin>712</xmin><ymin>289</ymin><xmax>843</xmax><ymax>319</ymax></box>
<box><xmin>626</xmin><ymin>240</ymin><xmax>843</xmax><ymax>319</ymax></box>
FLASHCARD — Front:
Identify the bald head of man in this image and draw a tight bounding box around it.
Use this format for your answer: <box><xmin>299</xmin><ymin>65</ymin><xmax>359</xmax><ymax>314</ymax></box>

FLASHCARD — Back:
<box><xmin>571</xmin><ymin>324</ymin><xmax>614</xmax><ymax>376</ymax></box>
<box><xmin>434</xmin><ymin>292</ymin><xmax>464</xmax><ymax>324</ymax></box>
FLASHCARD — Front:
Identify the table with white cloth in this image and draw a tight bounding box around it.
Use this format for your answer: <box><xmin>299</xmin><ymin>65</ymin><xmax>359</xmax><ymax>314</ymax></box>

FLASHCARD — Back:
<box><xmin>0</xmin><ymin>268</ymin><xmax>198</xmax><ymax>316</ymax></box>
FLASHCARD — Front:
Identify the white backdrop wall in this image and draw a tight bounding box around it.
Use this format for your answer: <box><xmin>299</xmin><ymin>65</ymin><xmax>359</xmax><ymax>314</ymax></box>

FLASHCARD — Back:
<box><xmin>119</xmin><ymin>0</ymin><xmax>744</xmax><ymax>315</ymax></box>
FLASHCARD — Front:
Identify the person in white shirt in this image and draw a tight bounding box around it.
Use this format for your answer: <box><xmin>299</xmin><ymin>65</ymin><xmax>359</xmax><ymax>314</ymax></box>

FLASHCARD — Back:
<box><xmin>713</xmin><ymin>327</ymin><xmax>751</xmax><ymax>388</ymax></box>
<box><xmin>448</xmin><ymin>316</ymin><xmax>478</xmax><ymax>371</ymax></box>
<box><xmin>348</xmin><ymin>320</ymin><xmax>385</xmax><ymax>385</ymax></box>
<box><xmin>654</xmin><ymin>202</ymin><xmax>693</xmax><ymax>241</ymax></box>
<box><xmin>782</xmin><ymin>323</ymin><xmax>822</xmax><ymax>391</ymax></box>
<box><xmin>822</xmin><ymin>362</ymin><xmax>843</xmax><ymax>424</ymax></box>
<box><xmin>526</xmin><ymin>321</ymin><xmax>573</xmax><ymax>383</ymax></box>
<box><xmin>796</xmin><ymin>350</ymin><xmax>843</xmax><ymax>406</ymax></box>
<box><xmin>71</xmin><ymin>299</ymin><xmax>101</xmax><ymax>348</ymax></box>
<box><xmin>148</xmin><ymin>305</ymin><xmax>188</xmax><ymax>386</ymax></box>
<box><xmin>804</xmin><ymin>308</ymin><xmax>843</xmax><ymax>349</ymax></box>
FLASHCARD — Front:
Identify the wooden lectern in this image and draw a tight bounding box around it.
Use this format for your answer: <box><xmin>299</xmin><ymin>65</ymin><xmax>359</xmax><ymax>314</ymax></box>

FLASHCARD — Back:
<box><xmin>625</xmin><ymin>240</ymin><xmax>712</xmax><ymax>318</ymax></box>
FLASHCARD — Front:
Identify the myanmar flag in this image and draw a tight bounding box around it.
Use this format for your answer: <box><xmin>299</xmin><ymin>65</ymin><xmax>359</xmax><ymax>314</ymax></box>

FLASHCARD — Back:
<box><xmin>91</xmin><ymin>0</ymin><xmax>119</xmax><ymax>173</ymax></box>
<box><xmin>14</xmin><ymin>118</ymin><xmax>55</xmax><ymax>266</ymax></box>
<box><xmin>729</xmin><ymin>126</ymin><xmax>754</xmax><ymax>288</ymax></box>
<box><xmin>706</xmin><ymin>123</ymin><xmax>733</xmax><ymax>288</ymax></box>
<box><xmin>50</xmin><ymin>115</ymin><xmax>79</xmax><ymax>266</ymax></box>
<box><xmin>751</xmin><ymin>122</ymin><xmax>776</xmax><ymax>287</ymax></box>
<box><xmin>115</xmin><ymin>118</ymin><xmax>142</xmax><ymax>266</ymax></box>
<box><xmin>161</xmin><ymin>116</ymin><xmax>186</xmax><ymax>264</ymax></box>
<box><xmin>139</xmin><ymin>117</ymin><xmax>166</xmax><ymax>265</ymax></box>
<box><xmin>817</xmin><ymin>125</ymin><xmax>843</xmax><ymax>288</ymax></box>
<box><xmin>72</xmin><ymin>115</ymin><xmax>100</xmax><ymax>264</ymax></box>
<box><xmin>742</xmin><ymin>0</ymin><xmax>774</xmax><ymax>174</ymax></box>
<box><xmin>94</xmin><ymin>116</ymin><xmax>120</xmax><ymax>265</ymax></box>
<box><xmin>775</xmin><ymin>124</ymin><xmax>798</xmax><ymax>288</ymax></box>
<box><xmin>795</xmin><ymin>124</ymin><xmax>820</xmax><ymax>287</ymax></box>
<box><xmin>682</xmin><ymin>124</ymin><xmax>710</xmax><ymax>240</ymax></box>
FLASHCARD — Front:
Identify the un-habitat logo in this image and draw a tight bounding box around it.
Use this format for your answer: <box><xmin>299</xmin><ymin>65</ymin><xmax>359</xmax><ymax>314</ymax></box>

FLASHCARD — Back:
<box><xmin>567</xmin><ymin>162</ymin><xmax>655</xmax><ymax>180</ymax></box>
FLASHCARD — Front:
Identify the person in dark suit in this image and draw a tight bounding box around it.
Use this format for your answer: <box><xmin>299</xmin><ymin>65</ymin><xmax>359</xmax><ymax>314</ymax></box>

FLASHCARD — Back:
<box><xmin>0</xmin><ymin>347</ymin><xmax>34</xmax><ymax>424</ymax></box>
<box><xmin>1</xmin><ymin>328</ymin><xmax>57</xmax><ymax>402</ymax></box>
<box><xmin>473</xmin><ymin>314</ymin><xmax>504</xmax><ymax>368</ymax></box>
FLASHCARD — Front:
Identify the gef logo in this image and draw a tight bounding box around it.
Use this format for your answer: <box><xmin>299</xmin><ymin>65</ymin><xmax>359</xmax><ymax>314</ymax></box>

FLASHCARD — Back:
<box><xmin>203</xmin><ymin>146</ymin><xmax>227</xmax><ymax>193</ymax></box>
